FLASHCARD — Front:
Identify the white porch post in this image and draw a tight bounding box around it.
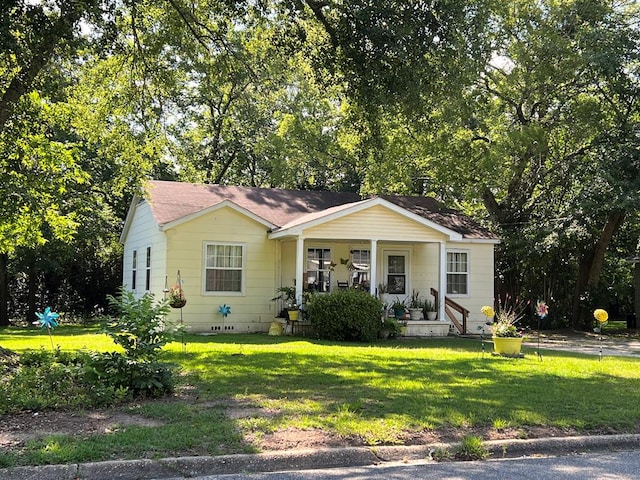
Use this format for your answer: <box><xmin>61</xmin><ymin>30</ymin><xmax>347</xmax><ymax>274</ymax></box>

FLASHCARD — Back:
<box><xmin>295</xmin><ymin>236</ymin><xmax>305</xmax><ymax>306</ymax></box>
<box><xmin>369</xmin><ymin>239</ymin><xmax>378</xmax><ymax>296</ymax></box>
<box><xmin>439</xmin><ymin>241</ymin><xmax>447</xmax><ymax>322</ymax></box>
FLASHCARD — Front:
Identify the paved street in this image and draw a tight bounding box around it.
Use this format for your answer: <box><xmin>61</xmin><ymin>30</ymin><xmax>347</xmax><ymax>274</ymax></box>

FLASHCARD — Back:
<box><xmin>165</xmin><ymin>450</ymin><xmax>640</xmax><ymax>480</ymax></box>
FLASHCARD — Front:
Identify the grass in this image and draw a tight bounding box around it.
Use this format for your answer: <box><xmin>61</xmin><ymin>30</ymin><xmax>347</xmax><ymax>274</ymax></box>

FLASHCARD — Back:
<box><xmin>2</xmin><ymin>326</ymin><xmax>640</xmax><ymax>467</ymax></box>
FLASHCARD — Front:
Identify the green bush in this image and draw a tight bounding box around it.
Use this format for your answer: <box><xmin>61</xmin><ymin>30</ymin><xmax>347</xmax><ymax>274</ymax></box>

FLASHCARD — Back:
<box><xmin>0</xmin><ymin>349</ymin><xmax>128</xmax><ymax>414</ymax></box>
<box><xmin>306</xmin><ymin>289</ymin><xmax>384</xmax><ymax>342</ymax></box>
<box><xmin>104</xmin><ymin>288</ymin><xmax>177</xmax><ymax>361</ymax></box>
<box><xmin>85</xmin><ymin>352</ymin><xmax>175</xmax><ymax>398</ymax></box>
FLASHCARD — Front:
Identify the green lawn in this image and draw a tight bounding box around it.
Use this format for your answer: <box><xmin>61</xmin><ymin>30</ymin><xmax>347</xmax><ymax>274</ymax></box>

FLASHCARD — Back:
<box><xmin>2</xmin><ymin>326</ymin><xmax>640</xmax><ymax>467</ymax></box>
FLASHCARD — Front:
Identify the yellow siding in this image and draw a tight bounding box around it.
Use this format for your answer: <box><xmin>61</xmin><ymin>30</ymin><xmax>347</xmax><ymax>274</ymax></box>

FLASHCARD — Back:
<box><xmin>455</xmin><ymin>242</ymin><xmax>495</xmax><ymax>333</ymax></box>
<box><xmin>303</xmin><ymin>205</ymin><xmax>447</xmax><ymax>242</ymax></box>
<box><xmin>164</xmin><ymin>207</ymin><xmax>276</xmax><ymax>332</ymax></box>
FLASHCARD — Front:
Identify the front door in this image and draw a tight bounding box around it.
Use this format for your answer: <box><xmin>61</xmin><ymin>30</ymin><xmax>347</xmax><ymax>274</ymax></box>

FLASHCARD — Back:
<box><xmin>384</xmin><ymin>250</ymin><xmax>409</xmax><ymax>300</ymax></box>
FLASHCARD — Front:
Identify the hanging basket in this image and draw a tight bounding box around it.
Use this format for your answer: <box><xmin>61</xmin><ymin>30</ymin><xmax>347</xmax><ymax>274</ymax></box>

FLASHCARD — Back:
<box><xmin>170</xmin><ymin>298</ymin><xmax>187</xmax><ymax>309</ymax></box>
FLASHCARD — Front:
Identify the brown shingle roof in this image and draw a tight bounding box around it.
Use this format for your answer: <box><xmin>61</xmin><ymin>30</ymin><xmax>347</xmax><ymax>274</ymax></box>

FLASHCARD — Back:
<box><xmin>143</xmin><ymin>180</ymin><xmax>497</xmax><ymax>240</ymax></box>
<box><xmin>145</xmin><ymin>180</ymin><xmax>361</xmax><ymax>227</ymax></box>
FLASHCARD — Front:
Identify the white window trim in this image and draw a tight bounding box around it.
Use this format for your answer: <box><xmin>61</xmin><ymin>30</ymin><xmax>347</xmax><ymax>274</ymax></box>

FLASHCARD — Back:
<box><xmin>446</xmin><ymin>248</ymin><xmax>470</xmax><ymax>297</ymax></box>
<box><xmin>202</xmin><ymin>241</ymin><xmax>247</xmax><ymax>296</ymax></box>
<box><xmin>349</xmin><ymin>247</ymin><xmax>371</xmax><ymax>288</ymax></box>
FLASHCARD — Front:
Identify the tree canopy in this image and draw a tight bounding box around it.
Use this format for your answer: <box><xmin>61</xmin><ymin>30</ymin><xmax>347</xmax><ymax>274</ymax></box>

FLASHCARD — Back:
<box><xmin>1</xmin><ymin>0</ymin><xmax>638</xmax><ymax>329</ymax></box>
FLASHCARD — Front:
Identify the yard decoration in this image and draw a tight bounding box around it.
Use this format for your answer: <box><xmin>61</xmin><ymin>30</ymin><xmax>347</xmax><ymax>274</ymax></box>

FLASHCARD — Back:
<box><xmin>593</xmin><ymin>308</ymin><xmax>609</xmax><ymax>361</ymax></box>
<box><xmin>479</xmin><ymin>305</ymin><xmax>495</xmax><ymax>358</ymax></box>
<box><xmin>34</xmin><ymin>307</ymin><xmax>59</xmax><ymax>351</ymax></box>
<box><xmin>535</xmin><ymin>300</ymin><xmax>549</xmax><ymax>361</ymax></box>
<box><xmin>491</xmin><ymin>295</ymin><xmax>529</xmax><ymax>357</ymax></box>
<box><xmin>219</xmin><ymin>304</ymin><xmax>231</xmax><ymax>318</ymax></box>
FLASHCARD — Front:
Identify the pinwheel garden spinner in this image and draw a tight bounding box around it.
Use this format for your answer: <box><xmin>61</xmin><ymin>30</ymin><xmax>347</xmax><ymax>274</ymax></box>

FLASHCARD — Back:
<box><xmin>35</xmin><ymin>307</ymin><xmax>59</xmax><ymax>350</ymax></box>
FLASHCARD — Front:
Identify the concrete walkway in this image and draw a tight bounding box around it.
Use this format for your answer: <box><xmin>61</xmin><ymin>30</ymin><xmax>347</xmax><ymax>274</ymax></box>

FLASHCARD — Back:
<box><xmin>523</xmin><ymin>330</ymin><xmax>640</xmax><ymax>358</ymax></box>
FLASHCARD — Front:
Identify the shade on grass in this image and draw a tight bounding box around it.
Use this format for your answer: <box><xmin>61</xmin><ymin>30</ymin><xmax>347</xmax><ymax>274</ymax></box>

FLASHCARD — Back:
<box><xmin>1</xmin><ymin>327</ymin><xmax>639</xmax><ymax>467</ymax></box>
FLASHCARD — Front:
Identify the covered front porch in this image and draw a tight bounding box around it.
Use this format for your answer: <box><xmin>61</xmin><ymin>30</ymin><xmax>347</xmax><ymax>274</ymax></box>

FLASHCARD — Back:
<box><xmin>267</xmin><ymin>197</ymin><xmax>486</xmax><ymax>336</ymax></box>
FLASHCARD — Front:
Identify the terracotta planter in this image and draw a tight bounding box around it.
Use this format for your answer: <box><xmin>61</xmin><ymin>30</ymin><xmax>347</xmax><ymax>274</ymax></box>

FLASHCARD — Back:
<box><xmin>492</xmin><ymin>336</ymin><xmax>523</xmax><ymax>356</ymax></box>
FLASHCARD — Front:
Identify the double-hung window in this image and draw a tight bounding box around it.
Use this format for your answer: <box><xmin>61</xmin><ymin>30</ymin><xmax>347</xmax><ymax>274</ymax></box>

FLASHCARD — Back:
<box><xmin>131</xmin><ymin>250</ymin><xmax>137</xmax><ymax>291</ymax></box>
<box><xmin>349</xmin><ymin>249</ymin><xmax>370</xmax><ymax>289</ymax></box>
<box><xmin>145</xmin><ymin>247</ymin><xmax>151</xmax><ymax>291</ymax></box>
<box><xmin>205</xmin><ymin>243</ymin><xmax>245</xmax><ymax>293</ymax></box>
<box><xmin>306</xmin><ymin>248</ymin><xmax>332</xmax><ymax>292</ymax></box>
<box><xmin>446</xmin><ymin>250</ymin><xmax>469</xmax><ymax>295</ymax></box>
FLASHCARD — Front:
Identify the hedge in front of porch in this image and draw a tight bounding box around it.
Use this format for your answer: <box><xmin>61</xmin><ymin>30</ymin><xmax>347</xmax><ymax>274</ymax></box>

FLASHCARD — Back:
<box><xmin>306</xmin><ymin>289</ymin><xmax>383</xmax><ymax>342</ymax></box>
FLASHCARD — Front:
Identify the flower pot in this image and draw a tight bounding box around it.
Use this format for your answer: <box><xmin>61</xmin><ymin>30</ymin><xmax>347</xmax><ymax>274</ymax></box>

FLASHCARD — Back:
<box><xmin>492</xmin><ymin>336</ymin><xmax>523</xmax><ymax>356</ymax></box>
<box><xmin>287</xmin><ymin>309</ymin><xmax>300</xmax><ymax>321</ymax></box>
<box><xmin>409</xmin><ymin>308</ymin><xmax>422</xmax><ymax>320</ymax></box>
<box><xmin>426</xmin><ymin>311</ymin><xmax>437</xmax><ymax>321</ymax></box>
<box><xmin>393</xmin><ymin>308</ymin><xmax>405</xmax><ymax>320</ymax></box>
<box><xmin>380</xmin><ymin>293</ymin><xmax>389</xmax><ymax>304</ymax></box>
<box><xmin>399</xmin><ymin>326</ymin><xmax>407</xmax><ymax>336</ymax></box>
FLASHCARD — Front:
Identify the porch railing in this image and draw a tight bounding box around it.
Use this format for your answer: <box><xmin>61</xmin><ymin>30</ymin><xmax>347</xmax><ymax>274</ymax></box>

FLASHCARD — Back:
<box><xmin>430</xmin><ymin>288</ymin><xmax>469</xmax><ymax>334</ymax></box>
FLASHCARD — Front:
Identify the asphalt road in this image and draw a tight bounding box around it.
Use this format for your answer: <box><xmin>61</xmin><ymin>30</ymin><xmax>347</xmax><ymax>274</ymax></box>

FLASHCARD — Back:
<box><xmin>168</xmin><ymin>450</ymin><xmax>640</xmax><ymax>480</ymax></box>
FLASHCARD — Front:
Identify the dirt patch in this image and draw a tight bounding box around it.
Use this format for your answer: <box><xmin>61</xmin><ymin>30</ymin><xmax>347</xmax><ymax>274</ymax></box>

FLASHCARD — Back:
<box><xmin>0</xmin><ymin>408</ymin><xmax>163</xmax><ymax>449</ymax></box>
<box><xmin>0</xmin><ymin>398</ymin><xmax>635</xmax><ymax>456</ymax></box>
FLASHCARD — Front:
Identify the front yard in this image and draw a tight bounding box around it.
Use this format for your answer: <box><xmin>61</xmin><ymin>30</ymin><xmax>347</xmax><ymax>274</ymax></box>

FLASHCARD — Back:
<box><xmin>1</xmin><ymin>327</ymin><xmax>639</xmax><ymax>467</ymax></box>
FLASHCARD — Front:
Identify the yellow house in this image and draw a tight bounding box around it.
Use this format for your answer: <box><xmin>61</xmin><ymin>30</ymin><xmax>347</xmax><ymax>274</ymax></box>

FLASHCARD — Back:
<box><xmin>120</xmin><ymin>180</ymin><xmax>499</xmax><ymax>336</ymax></box>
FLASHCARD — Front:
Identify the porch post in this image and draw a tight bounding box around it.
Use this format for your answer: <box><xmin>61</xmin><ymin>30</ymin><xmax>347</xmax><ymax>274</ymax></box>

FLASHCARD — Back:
<box><xmin>439</xmin><ymin>241</ymin><xmax>447</xmax><ymax>322</ymax></box>
<box><xmin>369</xmin><ymin>239</ymin><xmax>378</xmax><ymax>296</ymax></box>
<box><xmin>295</xmin><ymin>236</ymin><xmax>305</xmax><ymax>306</ymax></box>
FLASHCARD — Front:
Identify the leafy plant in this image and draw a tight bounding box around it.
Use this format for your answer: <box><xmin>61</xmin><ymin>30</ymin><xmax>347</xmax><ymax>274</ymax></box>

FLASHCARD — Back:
<box><xmin>306</xmin><ymin>289</ymin><xmax>384</xmax><ymax>342</ymax></box>
<box><xmin>104</xmin><ymin>288</ymin><xmax>175</xmax><ymax>361</ymax></box>
<box><xmin>455</xmin><ymin>435</ymin><xmax>489</xmax><ymax>460</ymax></box>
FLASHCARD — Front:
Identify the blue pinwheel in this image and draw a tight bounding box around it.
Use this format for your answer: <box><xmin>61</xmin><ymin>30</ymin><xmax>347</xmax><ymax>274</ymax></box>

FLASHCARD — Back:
<box><xmin>35</xmin><ymin>307</ymin><xmax>59</xmax><ymax>350</ymax></box>
<box><xmin>218</xmin><ymin>304</ymin><xmax>231</xmax><ymax>318</ymax></box>
<box><xmin>35</xmin><ymin>307</ymin><xmax>59</xmax><ymax>330</ymax></box>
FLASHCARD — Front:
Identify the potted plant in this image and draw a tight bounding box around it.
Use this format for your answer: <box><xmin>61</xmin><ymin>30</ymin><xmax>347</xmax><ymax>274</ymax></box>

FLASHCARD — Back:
<box><xmin>272</xmin><ymin>286</ymin><xmax>300</xmax><ymax>320</ymax></box>
<box><xmin>168</xmin><ymin>283</ymin><xmax>187</xmax><ymax>309</ymax></box>
<box><xmin>408</xmin><ymin>290</ymin><xmax>422</xmax><ymax>320</ymax></box>
<box><xmin>378</xmin><ymin>283</ymin><xmax>389</xmax><ymax>304</ymax></box>
<box><xmin>379</xmin><ymin>317</ymin><xmax>402</xmax><ymax>339</ymax></box>
<box><xmin>391</xmin><ymin>298</ymin><xmax>406</xmax><ymax>320</ymax></box>
<box><xmin>487</xmin><ymin>298</ymin><xmax>526</xmax><ymax>356</ymax></box>
<box><xmin>422</xmin><ymin>298</ymin><xmax>437</xmax><ymax>320</ymax></box>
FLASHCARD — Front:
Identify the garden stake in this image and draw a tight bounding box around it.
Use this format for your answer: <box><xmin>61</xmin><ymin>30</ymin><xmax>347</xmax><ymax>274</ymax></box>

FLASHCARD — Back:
<box><xmin>535</xmin><ymin>301</ymin><xmax>549</xmax><ymax>362</ymax></box>
<box><xmin>593</xmin><ymin>309</ymin><xmax>609</xmax><ymax>362</ymax></box>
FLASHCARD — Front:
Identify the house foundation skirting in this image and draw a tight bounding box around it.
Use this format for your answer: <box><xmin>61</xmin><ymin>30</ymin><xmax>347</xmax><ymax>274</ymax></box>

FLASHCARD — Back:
<box><xmin>405</xmin><ymin>320</ymin><xmax>450</xmax><ymax>337</ymax></box>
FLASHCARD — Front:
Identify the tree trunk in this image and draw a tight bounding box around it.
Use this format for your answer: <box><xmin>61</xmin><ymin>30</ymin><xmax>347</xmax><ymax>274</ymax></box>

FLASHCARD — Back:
<box><xmin>571</xmin><ymin>210</ymin><xmax>626</xmax><ymax>330</ymax></box>
<box><xmin>0</xmin><ymin>253</ymin><xmax>9</xmax><ymax>326</ymax></box>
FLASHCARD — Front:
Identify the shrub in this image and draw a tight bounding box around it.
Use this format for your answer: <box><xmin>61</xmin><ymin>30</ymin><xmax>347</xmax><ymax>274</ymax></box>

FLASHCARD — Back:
<box><xmin>0</xmin><ymin>349</ymin><xmax>128</xmax><ymax>414</ymax></box>
<box><xmin>104</xmin><ymin>288</ymin><xmax>175</xmax><ymax>361</ymax></box>
<box><xmin>306</xmin><ymin>289</ymin><xmax>384</xmax><ymax>342</ymax></box>
<box><xmin>85</xmin><ymin>352</ymin><xmax>175</xmax><ymax>399</ymax></box>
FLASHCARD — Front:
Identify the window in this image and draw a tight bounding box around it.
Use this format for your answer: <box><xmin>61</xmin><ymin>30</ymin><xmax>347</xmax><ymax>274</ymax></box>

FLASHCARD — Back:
<box><xmin>386</xmin><ymin>254</ymin><xmax>406</xmax><ymax>295</ymax></box>
<box><xmin>306</xmin><ymin>248</ymin><xmax>331</xmax><ymax>292</ymax></box>
<box><xmin>145</xmin><ymin>247</ymin><xmax>151</xmax><ymax>291</ymax></box>
<box><xmin>350</xmin><ymin>249</ymin><xmax>370</xmax><ymax>289</ymax></box>
<box><xmin>205</xmin><ymin>243</ymin><xmax>245</xmax><ymax>293</ymax></box>
<box><xmin>131</xmin><ymin>250</ymin><xmax>137</xmax><ymax>291</ymax></box>
<box><xmin>447</xmin><ymin>251</ymin><xmax>469</xmax><ymax>295</ymax></box>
